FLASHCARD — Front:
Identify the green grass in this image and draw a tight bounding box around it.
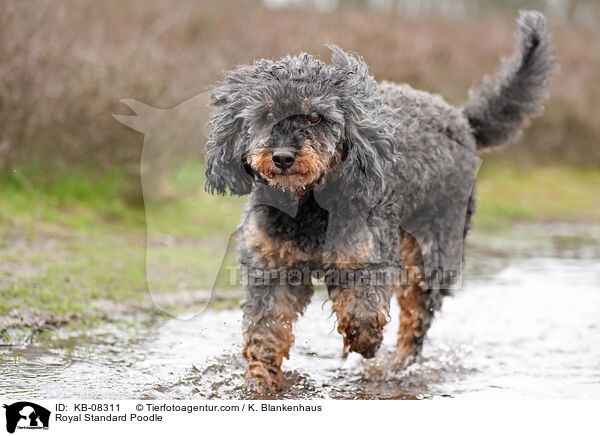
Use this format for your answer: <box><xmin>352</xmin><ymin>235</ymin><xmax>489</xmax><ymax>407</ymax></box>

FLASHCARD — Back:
<box><xmin>0</xmin><ymin>160</ymin><xmax>599</xmax><ymax>322</ymax></box>
<box><xmin>0</xmin><ymin>161</ymin><xmax>246</xmax><ymax>320</ymax></box>
<box><xmin>0</xmin><ymin>161</ymin><xmax>245</xmax><ymax>238</ymax></box>
<box><xmin>0</xmin><ymin>165</ymin><xmax>141</xmax><ymax>238</ymax></box>
<box><xmin>475</xmin><ymin>162</ymin><xmax>600</xmax><ymax>228</ymax></box>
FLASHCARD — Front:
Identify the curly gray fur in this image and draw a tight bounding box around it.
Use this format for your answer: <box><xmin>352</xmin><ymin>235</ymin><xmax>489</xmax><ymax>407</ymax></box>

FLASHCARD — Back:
<box><xmin>463</xmin><ymin>10</ymin><xmax>557</xmax><ymax>149</ymax></box>
<box><xmin>204</xmin><ymin>10</ymin><xmax>557</xmax><ymax>391</ymax></box>
<box><xmin>205</xmin><ymin>45</ymin><xmax>396</xmax><ymax>200</ymax></box>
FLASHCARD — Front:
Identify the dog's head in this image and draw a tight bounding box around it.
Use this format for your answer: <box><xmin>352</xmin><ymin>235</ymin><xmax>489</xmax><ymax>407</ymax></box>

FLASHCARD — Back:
<box><xmin>205</xmin><ymin>45</ymin><xmax>394</xmax><ymax>202</ymax></box>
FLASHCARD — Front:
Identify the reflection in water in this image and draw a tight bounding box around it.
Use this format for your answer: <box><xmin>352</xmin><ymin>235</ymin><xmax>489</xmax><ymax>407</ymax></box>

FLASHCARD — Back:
<box><xmin>1</xmin><ymin>224</ymin><xmax>599</xmax><ymax>399</ymax></box>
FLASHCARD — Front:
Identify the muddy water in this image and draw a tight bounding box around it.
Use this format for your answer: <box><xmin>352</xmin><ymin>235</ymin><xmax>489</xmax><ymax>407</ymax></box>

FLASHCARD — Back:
<box><xmin>1</xmin><ymin>224</ymin><xmax>599</xmax><ymax>399</ymax></box>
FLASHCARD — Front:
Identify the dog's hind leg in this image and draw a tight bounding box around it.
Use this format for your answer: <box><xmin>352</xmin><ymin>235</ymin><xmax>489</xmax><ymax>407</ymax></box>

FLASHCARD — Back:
<box><xmin>242</xmin><ymin>278</ymin><xmax>313</xmax><ymax>393</ymax></box>
<box><xmin>394</xmin><ymin>229</ymin><xmax>441</xmax><ymax>368</ymax></box>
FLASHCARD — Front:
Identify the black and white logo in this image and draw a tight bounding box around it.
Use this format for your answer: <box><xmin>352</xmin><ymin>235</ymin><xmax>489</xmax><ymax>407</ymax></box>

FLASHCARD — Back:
<box><xmin>3</xmin><ymin>402</ymin><xmax>50</xmax><ymax>434</ymax></box>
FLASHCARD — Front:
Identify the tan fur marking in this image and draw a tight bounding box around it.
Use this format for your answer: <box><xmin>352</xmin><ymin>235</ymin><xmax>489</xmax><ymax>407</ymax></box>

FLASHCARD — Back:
<box><xmin>243</xmin><ymin>287</ymin><xmax>313</xmax><ymax>392</ymax></box>
<box><xmin>243</xmin><ymin>315</ymin><xmax>293</xmax><ymax>391</ymax></box>
<box><xmin>332</xmin><ymin>291</ymin><xmax>356</xmax><ymax>351</ymax></box>
<box><xmin>332</xmin><ymin>290</ymin><xmax>388</xmax><ymax>355</ymax></box>
<box><xmin>395</xmin><ymin>229</ymin><xmax>426</xmax><ymax>365</ymax></box>
<box><xmin>247</xmin><ymin>143</ymin><xmax>338</xmax><ymax>193</ymax></box>
<box><xmin>245</xmin><ymin>219</ymin><xmax>315</xmax><ymax>268</ymax></box>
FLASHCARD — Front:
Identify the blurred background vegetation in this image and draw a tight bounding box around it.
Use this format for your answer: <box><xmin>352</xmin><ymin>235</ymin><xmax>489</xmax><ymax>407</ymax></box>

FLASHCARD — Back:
<box><xmin>1</xmin><ymin>0</ymin><xmax>598</xmax><ymax>323</ymax></box>
<box><xmin>1</xmin><ymin>0</ymin><xmax>599</xmax><ymax>173</ymax></box>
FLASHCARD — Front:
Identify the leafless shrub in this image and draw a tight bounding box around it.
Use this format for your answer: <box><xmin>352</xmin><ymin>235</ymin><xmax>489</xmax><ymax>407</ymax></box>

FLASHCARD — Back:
<box><xmin>0</xmin><ymin>0</ymin><xmax>598</xmax><ymax>174</ymax></box>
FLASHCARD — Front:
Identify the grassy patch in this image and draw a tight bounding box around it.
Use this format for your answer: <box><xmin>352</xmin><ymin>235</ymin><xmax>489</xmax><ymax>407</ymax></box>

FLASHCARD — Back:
<box><xmin>1</xmin><ymin>161</ymin><xmax>599</xmax><ymax>321</ymax></box>
<box><xmin>0</xmin><ymin>162</ymin><xmax>245</xmax><ymax>320</ymax></box>
<box><xmin>0</xmin><ymin>161</ymin><xmax>245</xmax><ymax>239</ymax></box>
<box><xmin>0</xmin><ymin>165</ymin><xmax>143</xmax><ymax>237</ymax></box>
<box><xmin>475</xmin><ymin>162</ymin><xmax>600</xmax><ymax>228</ymax></box>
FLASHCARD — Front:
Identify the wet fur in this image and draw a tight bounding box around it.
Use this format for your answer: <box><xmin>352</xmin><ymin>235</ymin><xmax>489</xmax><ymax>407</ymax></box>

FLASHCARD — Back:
<box><xmin>205</xmin><ymin>11</ymin><xmax>556</xmax><ymax>392</ymax></box>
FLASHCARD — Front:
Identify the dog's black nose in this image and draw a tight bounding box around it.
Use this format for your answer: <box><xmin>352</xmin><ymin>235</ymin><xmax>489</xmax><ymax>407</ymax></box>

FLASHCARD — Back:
<box><xmin>272</xmin><ymin>150</ymin><xmax>295</xmax><ymax>170</ymax></box>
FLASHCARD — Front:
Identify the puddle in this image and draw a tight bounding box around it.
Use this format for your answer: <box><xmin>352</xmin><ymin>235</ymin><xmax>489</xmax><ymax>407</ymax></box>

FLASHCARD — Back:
<box><xmin>1</xmin><ymin>224</ymin><xmax>599</xmax><ymax>399</ymax></box>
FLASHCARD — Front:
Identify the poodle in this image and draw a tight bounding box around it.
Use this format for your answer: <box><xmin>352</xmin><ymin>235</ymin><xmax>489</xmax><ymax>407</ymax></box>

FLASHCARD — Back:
<box><xmin>204</xmin><ymin>10</ymin><xmax>556</xmax><ymax>392</ymax></box>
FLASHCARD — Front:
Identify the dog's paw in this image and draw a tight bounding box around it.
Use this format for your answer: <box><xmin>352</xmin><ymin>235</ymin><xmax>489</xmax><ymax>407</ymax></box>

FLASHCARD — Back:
<box><xmin>245</xmin><ymin>363</ymin><xmax>283</xmax><ymax>394</ymax></box>
<box><xmin>348</xmin><ymin>329</ymin><xmax>383</xmax><ymax>358</ymax></box>
<box><xmin>246</xmin><ymin>377</ymin><xmax>270</xmax><ymax>394</ymax></box>
<box><xmin>245</xmin><ymin>375</ymin><xmax>283</xmax><ymax>395</ymax></box>
<box><xmin>339</xmin><ymin>314</ymin><xmax>385</xmax><ymax>358</ymax></box>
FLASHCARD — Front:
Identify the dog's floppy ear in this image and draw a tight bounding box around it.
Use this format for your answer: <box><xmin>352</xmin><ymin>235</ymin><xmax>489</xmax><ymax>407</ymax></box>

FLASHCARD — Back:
<box><xmin>204</xmin><ymin>81</ymin><xmax>253</xmax><ymax>196</ymax></box>
<box><xmin>338</xmin><ymin>120</ymin><xmax>387</xmax><ymax>202</ymax></box>
<box><xmin>319</xmin><ymin>45</ymin><xmax>394</xmax><ymax>204</ymax></box>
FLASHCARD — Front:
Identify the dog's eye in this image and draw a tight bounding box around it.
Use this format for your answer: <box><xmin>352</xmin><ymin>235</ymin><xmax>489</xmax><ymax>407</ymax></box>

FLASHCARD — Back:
<box><xmin>307</xmin><ymin>113</ymin><xmax>321</xmax><ymax>124</ymax></box>
<box><xmin>266</xmin><ymin>113</ymin><xmax>275</xmax><ymax>123</ymax></box>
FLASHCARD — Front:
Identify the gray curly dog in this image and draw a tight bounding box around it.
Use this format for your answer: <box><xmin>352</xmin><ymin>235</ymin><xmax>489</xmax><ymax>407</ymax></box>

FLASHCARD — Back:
<box><xmin>205</xmin><ymin>10</ymin><xmax>557</xmax><ymax>393</ymax></box>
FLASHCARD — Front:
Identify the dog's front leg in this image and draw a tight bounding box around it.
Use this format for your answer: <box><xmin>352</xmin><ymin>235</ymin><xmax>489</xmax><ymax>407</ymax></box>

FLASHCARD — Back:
<box><xmin>328</xmin><ymin>273</ymin><xmax>392</xmax><ymax>359</ymax></box>
<box><xmin>241</xmin><ymin>273</ymin><xmax>313</xmax><ymax>393</ymax></box>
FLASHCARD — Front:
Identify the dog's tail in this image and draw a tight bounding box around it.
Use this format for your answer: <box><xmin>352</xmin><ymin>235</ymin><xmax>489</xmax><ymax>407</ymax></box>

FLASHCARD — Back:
<box><xmin>463</xmin><ymin>10</ymin><xmax>557</xmax><ymax>150</ymax></box>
